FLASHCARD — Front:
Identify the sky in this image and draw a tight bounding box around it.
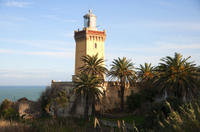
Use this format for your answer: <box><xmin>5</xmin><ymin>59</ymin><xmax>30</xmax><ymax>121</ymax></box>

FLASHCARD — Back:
<box><xmin>0</xmin><ymin>0</ymin><xmax>200</xmax><ymax>86</ymax></box>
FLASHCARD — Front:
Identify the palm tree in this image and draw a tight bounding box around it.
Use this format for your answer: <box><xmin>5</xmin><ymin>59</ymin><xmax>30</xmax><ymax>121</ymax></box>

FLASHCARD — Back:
<box><xmin>79</xmin><ymin>54</ymin><xmax>108</xmax><ymax>79</ymax></box>
<box><xmin>109</xmin><ymin>57</ymin><xmax>136</xmax><ymax>111</ymax></box>
<box><xmin>154</xmin><ymin>52</ymin><xmax>200</xmax><ymax>101</ymax></box>
<box><xmin>137</xmin><ymin>63</ymin><xmax>157</xmax><ymax>102</ymax></box>
<box><xmin>79</xmin><ymin>54</ymin><xmax>107</xmax><ymax>115</ymax></box>
<box><xmin>74</xmin><ymin>73</ymin><xmax>103</xmax><ymax>119</ymax></box>
<box><xmin>137</xmin><ymin>63</ymin><xmax>155</xmax><ymax>82</ymax></box>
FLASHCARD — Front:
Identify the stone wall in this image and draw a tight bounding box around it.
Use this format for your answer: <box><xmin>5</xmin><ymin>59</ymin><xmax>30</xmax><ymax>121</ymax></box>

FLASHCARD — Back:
<box><xmin>51</xmin><ymin>81</ymin><xmax>137</xmax><ymax>116</ymax></box>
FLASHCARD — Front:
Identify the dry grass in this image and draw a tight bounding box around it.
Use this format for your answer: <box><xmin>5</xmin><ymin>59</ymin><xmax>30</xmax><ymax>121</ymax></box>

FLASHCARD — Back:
<box><xmin>0</xmin><ymin>119</ymin><xmax>36</xmax><ymax>132</ymax></box>
<box><xmin>0</xmin><ymin>118</ymin><xmax>117</xmax><ymax>132</ymax></box>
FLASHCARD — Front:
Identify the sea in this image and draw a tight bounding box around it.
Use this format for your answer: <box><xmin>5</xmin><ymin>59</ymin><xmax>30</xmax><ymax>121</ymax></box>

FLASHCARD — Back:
<box><xmin>0</xmin><ymin>86</ymin><xmax>47</xmax><ymax>103</ymax></box>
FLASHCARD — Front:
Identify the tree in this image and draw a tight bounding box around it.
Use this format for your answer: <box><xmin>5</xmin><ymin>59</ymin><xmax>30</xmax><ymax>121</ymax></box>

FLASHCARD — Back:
<box><xmin>136</xmin><ymin>63</ymin><xmax>157</xmax><ymax>103</ymax></box>
<box><xmin>109</xmin><ymin>57</ymin><xmax>136</xmax><ymax>111</ymax></box>
<box><xmin>137</xmin><ymin>63</ymin><xmax>155</xmax><ymax>82</ymax></box>
<box><xmin>79</xmin><ymin>54</ymin><xmax>107</xmax><ymax>115</ymax></box>
<box><xmin>154</xmin><ymin>52</ymin><xmax>200</xmax><ymax>101</ymax></box>
<box><xmin>74</xmin><ymin>73</ymin><xmax>103</xmax><ymax>119</ymax></box>
<box><xmin>79</xmin><ymin>54</ymin><xmax>108</xmax><ymax>79</ymax></box>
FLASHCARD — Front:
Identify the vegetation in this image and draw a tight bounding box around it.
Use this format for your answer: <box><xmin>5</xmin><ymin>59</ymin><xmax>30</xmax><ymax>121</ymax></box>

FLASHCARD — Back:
<box><xmin>126</xmin><ymin>62</ymin><xmax>157</xmax><ymax>112</ymax></box>
<box><xmin>137</xmin><ymin>62</ymin><xmax>155</xmax><ymax>81</ymax></box>
<box><xmin>109</xmin><ymin>57</ymin><xmax>136</xmax><ymax>111</ymax></box>
<box><xmin>74</xmin><ymin>73</ymin><xmax>104</xmax><ymax>119</ymax></box>
<box><xmin>39</xmin><ymin>86</ymin><xmax>69</xmax><ymax>117</ymax></box>
<box><xmin>154</xmin><ymin>52</ymin><xmax>200</xmax><ymax>101</ymax></box>
<box><xmin>79</xmin><ymin>53</ymin><xmax>107</xmax><ymax>115</ymax></box>
<box><xmin>79</xmin><ymin>53</ymin><xmax>108</xmax><ymax>78</ymax></box>
<box><xmin>1</xmin><ymin>52</ymin><xmax>200</xmax><ymax>132</ymax></box>
<box><xmin>0</xmin><ymin>99</ymin><xmax>19</xmax><ymax>120</ymax></box>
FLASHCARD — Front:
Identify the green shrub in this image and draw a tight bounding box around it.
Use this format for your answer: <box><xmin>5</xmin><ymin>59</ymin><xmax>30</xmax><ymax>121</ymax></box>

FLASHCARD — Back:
<box><xmin>141</xmin><ymin>99</ymin><xmax>200</xmax><ymax>131</ymax></box>
<box><xmin>126</xmin><ymin>93</ymin><xmax>142</xmax><ymax>111</ymax></box>
<box><xmin>39</xmin><ymin>86</ymin><xmax>69</xmax><ymax>116</ymax></box>
<box><xmin>0</xmin><ymin>99</ymin><xmax>19</xmax><ymax>120</ymax></box>
<box><xmin>126</xmin><ymin>87</ymin><xmax>157</xmax><ymax>112</ymax></box>
<box><xmin>0</xmin><ymin>99</ymin><xmax>12</xmax><ymax>111</ymax></box>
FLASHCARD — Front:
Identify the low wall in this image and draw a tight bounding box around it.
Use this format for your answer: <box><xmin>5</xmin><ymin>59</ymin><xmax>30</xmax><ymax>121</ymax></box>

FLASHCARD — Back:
<box><xmin>51</xmin><ymin>80</ymin><xmax>137</xmax><ymax>116</ymax></box>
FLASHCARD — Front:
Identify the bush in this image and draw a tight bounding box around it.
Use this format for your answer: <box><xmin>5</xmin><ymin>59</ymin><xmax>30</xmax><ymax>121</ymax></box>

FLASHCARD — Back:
<box><xmin>39</xmin><ymin>86</ymin><xmax>69</xmax><ymax>116</ymax></box>
<box><xmin>0</xmin><ymin>99</ymin><xmax>19</xmax><ymax>120</ymax></box>
<box><xmin>141</xmin><ymin>99</ymin><xmax>200</xmax><ymax>131</ymax></box>
<box><xmin>126</xmin><ymin>87</ymin><xmax>157</xmax><ymax>112</ymax></box>
<box><xmin>126</xmin><ymin>93</ymin><xmax>142</xmax><ymax>111</ymax></box>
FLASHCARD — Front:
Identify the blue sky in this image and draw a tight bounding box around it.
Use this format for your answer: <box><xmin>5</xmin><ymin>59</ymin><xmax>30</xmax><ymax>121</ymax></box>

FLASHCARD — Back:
<box><xmin>0</xmin><ymin>0</ymin><xmax>200</xmax><ymax>85</ymax></box>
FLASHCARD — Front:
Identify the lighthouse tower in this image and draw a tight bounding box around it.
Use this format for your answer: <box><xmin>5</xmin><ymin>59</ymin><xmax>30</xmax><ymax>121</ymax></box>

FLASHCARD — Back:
<box><xmin>74</xmin><ymin>10</ymin><xmax>106</xmax><ymax>76</ymax></box>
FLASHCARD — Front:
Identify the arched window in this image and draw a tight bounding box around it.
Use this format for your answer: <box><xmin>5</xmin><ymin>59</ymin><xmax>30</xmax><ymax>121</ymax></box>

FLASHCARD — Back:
<box><xmin>95</xmin><ymin>43</ymin><xmax>97</xmax><ymax>48</ymax></box>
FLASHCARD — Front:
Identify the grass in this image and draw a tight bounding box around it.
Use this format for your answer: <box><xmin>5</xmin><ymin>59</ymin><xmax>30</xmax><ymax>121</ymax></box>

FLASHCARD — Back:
<box><xmin>0</xmin><ymin>116</ymin><xmax>116</xmax><ymax>132</ymax></box>
<box><xmin>0</xmin><ymin>119</ymin><xmax>35</xmax><ymax>132</ymax></box>
<box><xmin>101</xmin><ymin>115</ymin><xmax>145</xmax><ymax>126</ymax></box>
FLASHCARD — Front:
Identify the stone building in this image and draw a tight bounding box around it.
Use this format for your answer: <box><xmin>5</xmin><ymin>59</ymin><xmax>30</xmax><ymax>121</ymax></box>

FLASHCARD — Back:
<box><xmin>74</xmin><ymin>9</ymin><xmax>106</xmax><ymax>76</ymax></box>
<box><xmin>51</xmin><ymin>10</ymin><xmax>135</xmax><ymax>117</ymax></box>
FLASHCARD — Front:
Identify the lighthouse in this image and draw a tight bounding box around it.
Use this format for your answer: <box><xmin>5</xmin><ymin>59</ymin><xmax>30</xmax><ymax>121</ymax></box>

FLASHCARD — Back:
<box><xmin>74</xmin><ymin>10</ymin><xmax>106</xmax><ymax>76</ymax></box>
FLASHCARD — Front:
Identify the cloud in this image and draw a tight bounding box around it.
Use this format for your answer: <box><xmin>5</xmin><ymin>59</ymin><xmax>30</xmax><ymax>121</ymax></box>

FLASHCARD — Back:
<box><xmin>41</xmin><ymin>15</ymin><xmax>77</xmax><ymax>23</ymax></box>
<box><xmin>0</xmin><ymin>39</ymin><xmax>74</xmax><ymax>51</ymax></box>
<box><xmin>106</xmin><ymin>42</ymin><xmax>200</xmax><ymax>54</ymax></box>
<box><xmin>0</xmin><ymin>48</ymin><xmax>74</xmax><ymax>58</ymax></box>
<box><xmin>156</xmin><ymin>43</ymin><xmax>200</xmax><ymax>50</ymax></box>
<box><xmin>62</xmin><ymin>32</ymin><xmax>73</xmax><ymax>38</ymax></box>
<box><xmin>0</xmin><ymin>69</ymin><xmax>73</xmax><ymax>85</ymax></box>
<box><xmin>105</xmin><ymin>41</ymin><xmax>200</xmax><ymax>66</ymax></box>
<box><xmin>115</xmin><ymin>21</ymin><xmax>200</xmax><ymax>31</ymax></box>
<box><xmin>151</xmin><ymin>22</ymin><xmax>200</xmax><ymax>31</ymax></box>
<box><xmin>5</xmin><ymin>1</ymin><xmax>32</xmax><ymax>8</ymax></box>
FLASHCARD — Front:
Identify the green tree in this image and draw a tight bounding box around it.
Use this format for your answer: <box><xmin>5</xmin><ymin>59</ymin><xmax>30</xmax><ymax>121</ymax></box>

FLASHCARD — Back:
<box><xmin>79</xmin><ymin>54</ymin><xmax>107</xmax><ymax>115</ymax></box>
<box><xmin>74</xmin><ymin>73</ymin><xmax>103</xmax><ymax>119</ymax></box>
<box><xmin>39</xmin><ymin>86</ymin><xmax>69</xmax><ymax>117</ymax></box>
<box><xmin>109</xmin><ymin>57</ymin><xmax>136</xmax><ymax>111</ymax></box>
<box><xmin>137</xmin><ymin>63</ymin><xmax>155</xmax><ymax>82</ymax></box>
<box><xmin>154</xmin><ymin>52</ymin><xmax>200</xmax><ymax>101</ymax></box>
<box><xmin>79</xmin><ymin>54</ymin><xmax>108</xmax><ymax>79</ymax></box>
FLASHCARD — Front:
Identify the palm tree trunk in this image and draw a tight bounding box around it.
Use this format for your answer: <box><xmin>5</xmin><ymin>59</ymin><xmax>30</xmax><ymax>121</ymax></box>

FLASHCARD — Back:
<box><xmin>120</xmin><ymin>77</ymin><xmax>125</xmax><ymax>111</ymax></box>
<box><xmin>92</xmin><ymin>102</ymin><xmax>95</xmax><ymax>116</ymax></box>
<box><xmin>84</xmin><ymin>94</ymin><xmax>89</xmax><ymax>119</ymax></box>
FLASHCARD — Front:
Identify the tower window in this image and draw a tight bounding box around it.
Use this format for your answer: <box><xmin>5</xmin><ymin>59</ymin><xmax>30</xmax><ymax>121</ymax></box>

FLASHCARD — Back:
<box><xmin>95</xmin><ymin>43</ymin><xmax>97</xmax><ymax>48</ymax></box>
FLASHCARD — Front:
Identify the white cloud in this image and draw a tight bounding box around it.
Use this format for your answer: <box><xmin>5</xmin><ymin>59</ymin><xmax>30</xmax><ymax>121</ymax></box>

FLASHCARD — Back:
<box><xmin>0</xmin><ymin>49</ymin><xmax>17</xmax><ymax>54</ymax></box>
<box><xmin>115</xmin><ymin>21</ymin><xmax>200</xmax><ymax>31</ymax></box>
<box><xmin>41</xmin><ymin>15</ymin><xmax>77</xmax><ymax>23</ymax></box>
<box><xmin>0</xmin><ymin>48</ymin><xmax>74</xmax><ymax>58</ymax></box>
<box><xmin>5</xmin><ymin>1</ymin><xmax>32</xmax><ymax>8</ymax></box>
<box><xmin>0</xmin><ymin>39</ymin><xmax>74</xmax><ymax>51</ymax></box>
<box><xmin>0</xmin><ymin>69</ymin><xmax>73</xmax><ymax>85</ymax></box>
<box><xmin>105</xmin><ymin>41</ymin><xmax>200</xmax><ymax>66</ymax></box>
<box><xmin>62</xmin><ymin>32</ymin><xmax>73</xmax><ymax>38</ymax></box>
<box><xmin>63</xmin><ymin>19</ymin><xmax>77</xmax><ymax>23</ymax></box>
<box><xmin>151</xmin><ymin>22</ymin><xmax>200</xmax><ymax>31</ymax></box>
<box><xmin>106</xmin><ymin>42</ymin><xmax>200</xmax><ymax>54</ymax></box>
<box><xmin>156</xmin><ymin>43</ymin><xmax>200</xmax><ymax>50</ymax></box>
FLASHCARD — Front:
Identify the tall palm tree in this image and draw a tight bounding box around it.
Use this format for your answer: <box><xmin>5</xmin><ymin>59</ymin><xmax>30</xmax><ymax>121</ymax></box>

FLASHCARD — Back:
<box><xmin>154</xmin><ymin>52</ymin><xmax>200</xmax><ymax>101</ymax></box>
<box><xmin>137</xmin><ymin>63</ymin><xmax>155</xmax><ymax>82</ymax></box>
<box><xmin>79</xmin><ymin>54</ymin><xmax>108</xmax><ymax>79</ymax></box>
<box><xmin>74</xmin><ymin>73</ymin><xmax>103</xmax><ymax>119</ymax></box>
<box><xmin>137</xmin><ymin>63</ymin><xmax>157</xmax><ymax>102</ymax></box>
<box><xmin>109</xmin><ymin>57</ymin><xmax>136</xmax><ymax>111</ymax></box>
<box><xmin>79</xmin><ymin>54</ymin><xmax>107</xmax><ymax>115</ymax></box>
